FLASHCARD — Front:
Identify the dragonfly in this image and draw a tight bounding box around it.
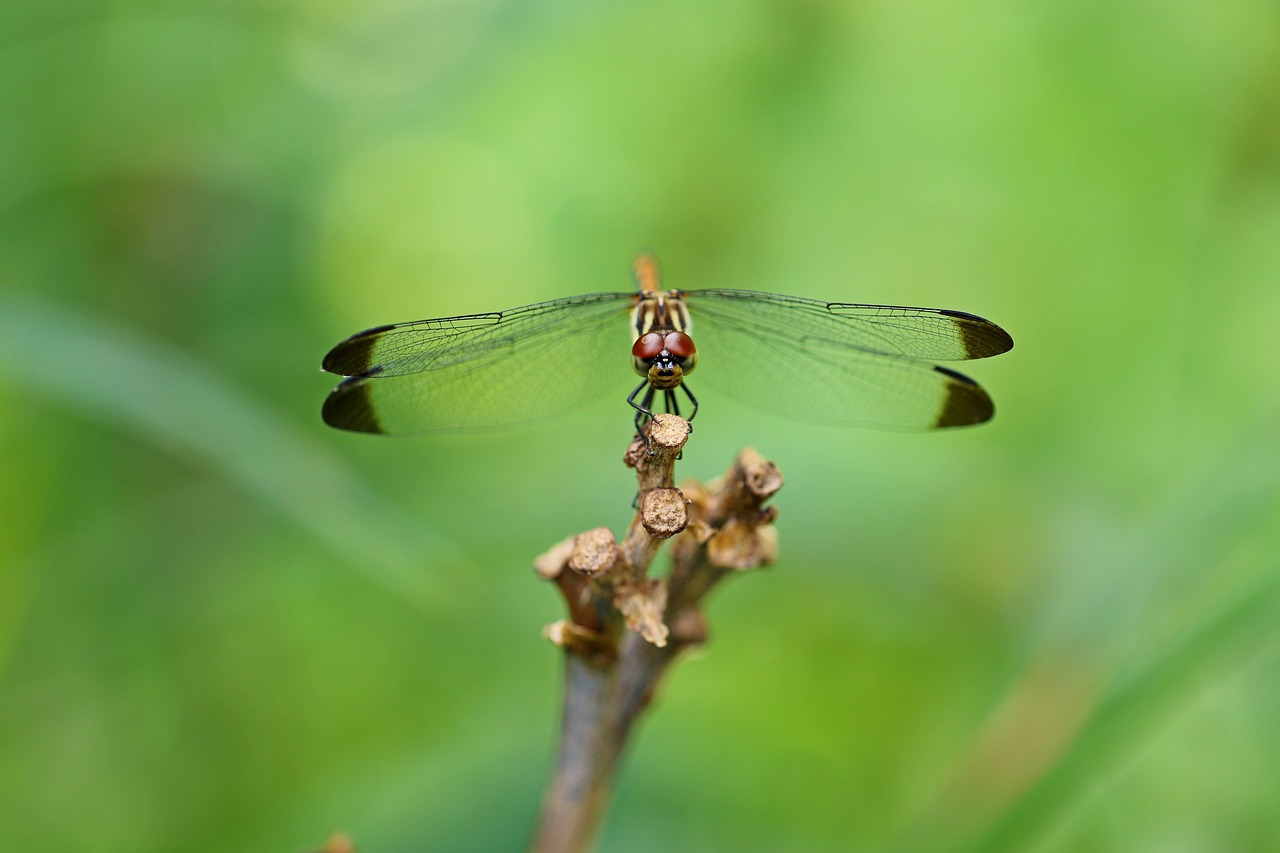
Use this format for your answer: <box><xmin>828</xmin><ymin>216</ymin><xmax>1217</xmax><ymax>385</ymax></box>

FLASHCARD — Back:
<box><xmin>320</xmin><ymin>254</ymin><xmax>1013</xmax><ymax>437</ymax></box>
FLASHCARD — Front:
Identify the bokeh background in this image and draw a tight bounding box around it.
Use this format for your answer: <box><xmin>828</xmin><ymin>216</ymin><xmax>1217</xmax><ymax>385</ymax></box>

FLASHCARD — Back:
<box><xmin>2</xmin><ymin>1</ymin><xmax>1279</xmax><ymax>851</ymax></box>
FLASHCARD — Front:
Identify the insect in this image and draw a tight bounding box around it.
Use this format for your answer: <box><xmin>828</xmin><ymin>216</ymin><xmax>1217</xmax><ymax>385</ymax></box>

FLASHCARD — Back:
<box><xmin>320</xmin><ymin>254</ymin><xmax>1013</xmax><ymax>437</ymax></box>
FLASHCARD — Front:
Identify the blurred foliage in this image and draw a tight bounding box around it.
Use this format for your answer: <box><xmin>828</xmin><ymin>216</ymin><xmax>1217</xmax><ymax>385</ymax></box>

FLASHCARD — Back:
<box><xmin>2</xmin><ymin>0</ymin><xmax>1279</xmax><ymax>851</ymax></box>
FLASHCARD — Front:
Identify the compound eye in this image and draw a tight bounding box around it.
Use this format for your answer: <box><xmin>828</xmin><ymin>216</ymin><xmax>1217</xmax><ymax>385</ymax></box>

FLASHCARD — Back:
<box><xmin>663</xmin><ymin>331</ymin><xmax>697</xmax><ymax>359</ymax></box>
<box><xmin>632</xmin><ymin>332</ymin><xmax>665</xmax><ymax>359</ymax></box>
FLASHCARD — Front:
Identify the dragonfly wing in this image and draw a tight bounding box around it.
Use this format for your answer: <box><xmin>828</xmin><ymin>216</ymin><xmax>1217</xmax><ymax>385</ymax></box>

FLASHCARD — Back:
<box><xmin>684</xmin><ymin>290</ymin><xmax>1010</xmax><ymax>429</ymax></box>
<box><xmin>322</xmin><ymin>292</ymin><xmax>636</xmax><ymax>434</ymax></box>
<box><xmin>683</xmin><ymin>290</ymin><xmax>1012</xmax><ymax>361</ymax></box>
<box><xmin>323</xmin><ymin>293</ymin><xmax>637</xmax><ymax>377</ymax></box>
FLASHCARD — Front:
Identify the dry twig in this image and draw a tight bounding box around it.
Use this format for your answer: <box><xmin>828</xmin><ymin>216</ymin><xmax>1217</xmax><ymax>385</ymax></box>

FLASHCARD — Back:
<box><xmin>531</xmin><ymin>415</ymin><xmax>782</xmax><ymax>853</ymax></box>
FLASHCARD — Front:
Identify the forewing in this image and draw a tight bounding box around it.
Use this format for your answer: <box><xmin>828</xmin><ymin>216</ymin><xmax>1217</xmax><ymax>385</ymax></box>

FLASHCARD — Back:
<box><xmin>683</xmin><ymin>290</ymin><xmax>1012</xmax><ymax>361</ymax></box>
<box><xmin>321</xmin><ymin>292</ymin><xmax>637</xmax><ymax>434</ymax></box>
<box><xmin>323</xmin><ymin>292</ymin><xmax>636</xmax><ymax>377</ymax></box>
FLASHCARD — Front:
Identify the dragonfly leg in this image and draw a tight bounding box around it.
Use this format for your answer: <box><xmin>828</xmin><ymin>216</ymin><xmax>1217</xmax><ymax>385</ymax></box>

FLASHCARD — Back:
<box><xmin>628</xmin><ymin>380</ymin><xmax>657</xmax><ymax>454</ymax></box>
<box><xmin>680</xmin><ymin>382</ymin><xmax>699</xmax><ymax>433</ymax></box>
<box><xmin>663</xmin><ymin>388</ymin><xmax>680</xmax><ymax>418</ymax></box>
<box><xmin>628</xmin><ymin>379</ymin><xmax>655</xmax><ymax>422</ymax></box>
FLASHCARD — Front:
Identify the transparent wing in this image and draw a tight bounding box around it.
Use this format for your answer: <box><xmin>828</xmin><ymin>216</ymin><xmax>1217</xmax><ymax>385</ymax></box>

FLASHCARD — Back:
<box><xmin>683</xmin><ymin>290</ymin><xmax>1013</xmax><ymax>360</ymax></box>
<box><xmin>682</xmin><ymin>290</ymin><xmax>1013</xmax><ymax>429</ymax></box>
<box><xmin>321</xmin><ymin>292</ymin><xmax>637</xmax><ymax>434</ymax></box>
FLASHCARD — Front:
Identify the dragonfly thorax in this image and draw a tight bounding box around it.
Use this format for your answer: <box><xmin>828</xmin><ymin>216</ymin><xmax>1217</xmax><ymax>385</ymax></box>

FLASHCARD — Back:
<box><xmin>631</xmin><ymin>330</ymin><xmax>698</xmax><ymax>390</ymax></box>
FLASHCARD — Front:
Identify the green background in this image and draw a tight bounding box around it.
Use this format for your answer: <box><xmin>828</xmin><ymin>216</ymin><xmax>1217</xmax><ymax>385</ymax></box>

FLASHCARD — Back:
<box><xmin>3</xmin><ymin>1</ymin><xmax>1279</xmax><ymax>850</ymax></box>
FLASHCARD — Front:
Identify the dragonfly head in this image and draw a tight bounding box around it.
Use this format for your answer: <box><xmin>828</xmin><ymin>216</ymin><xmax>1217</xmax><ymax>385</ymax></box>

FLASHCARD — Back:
<box><xmin>631</xmin><ymin>330</ymin><xmax>698</xmax><ymax>389</ymax></box>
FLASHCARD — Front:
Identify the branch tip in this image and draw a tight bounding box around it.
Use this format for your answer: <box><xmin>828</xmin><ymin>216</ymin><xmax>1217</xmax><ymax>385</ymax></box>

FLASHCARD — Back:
<box><xmin>724</xmin><ymin>447</ymin><xmax>784</xmax><ymax>509</ymax></box>
<box><xmin>647</xmin><ymin>413</ymin><xmax>690</xmax><ymax>450</ymax></box>
<box><xmin>534</xmin><ymin>536</ymin><xmax>576</xmax><ymax>580</ymax></box>
<box><xmin>640</xmin><ymin>487</ymin><xmax>688</xmax><ymax>539</ymax></box>
<box><xmin>568</xmin><ymin>527</ymin><xmax>620</xmax><ymax>578</ymax></box>
<box><xmin>627</xmin><ymin>415</ymin><xmax>689</xmax><ymax>493</ymax></box>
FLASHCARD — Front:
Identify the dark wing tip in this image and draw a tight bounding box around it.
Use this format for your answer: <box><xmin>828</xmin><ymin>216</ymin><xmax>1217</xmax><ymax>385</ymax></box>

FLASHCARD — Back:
<box><xmin>321</xmin><ymin>324</ymin><xmax>397</xmax><ymax>376</ymax></box>
<box><xmin>932</xmin><ymin>366</ymin><xmax>995</xmax><ymax>427</ymax></box>
<box><xmin>321</xmin><ymin>377</ymin><xmax>386</xmax><ymax>434</ymax></box>
<box><xmin>938</xmin><ymin>310</ymin><xmax>1015</xmax><ymax>359</ymax></box>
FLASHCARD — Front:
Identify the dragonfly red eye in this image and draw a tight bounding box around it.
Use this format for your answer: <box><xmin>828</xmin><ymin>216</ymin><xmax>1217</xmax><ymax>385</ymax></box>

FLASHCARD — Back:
<box><xmin>632</xmin><ymin>332</ymin><xmax>665</xmax><ymax>359</ymax></box>
<box><xmin>663</xmin><ymin>331</ymin><xmax>696</xmax><ymax>359</ymax></box>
